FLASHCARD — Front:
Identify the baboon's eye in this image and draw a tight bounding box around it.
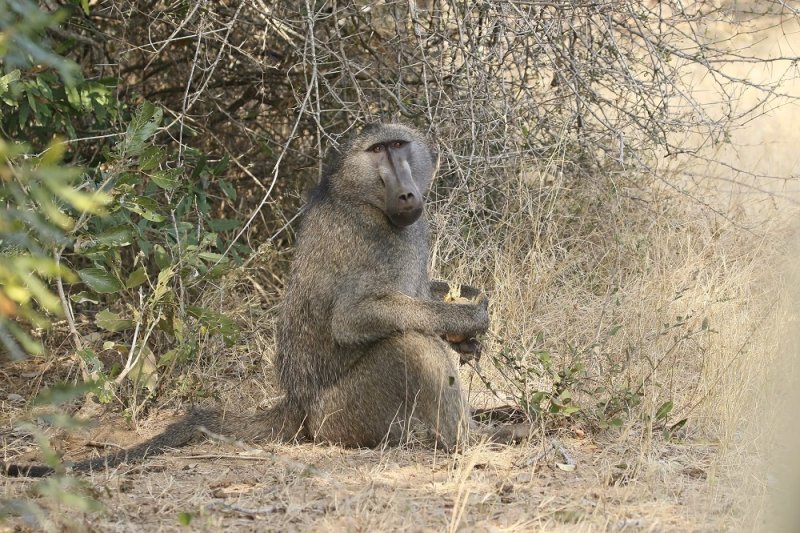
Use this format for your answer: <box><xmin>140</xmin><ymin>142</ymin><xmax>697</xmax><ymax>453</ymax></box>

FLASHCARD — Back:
<box><xmin>369</xmin><ymin>144</ymin><xmax>384</xmax><ymax>153</ymax></box>
<box><xmin>390</xmin><ymin>140</ymin><xmax>406</xmax><ymax>149</ymax></box>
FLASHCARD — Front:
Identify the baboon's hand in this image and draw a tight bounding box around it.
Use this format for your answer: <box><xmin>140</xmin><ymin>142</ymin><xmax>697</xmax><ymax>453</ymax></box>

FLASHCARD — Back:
<box><xmin>452</xmin><ymin>338</ymin><xmax>482</xmax><ymax>365</ymax></box>
<box><xmin>466</xmin><ymin>295</ymin><xmax>490</xmax><ymax>336</ymax></box>
<box><xmin>442</xmin><ymin>297</ymin><xmax>487</xmax><ymax>362</ymax></box>
<box><xmin>445</xmin><ymin>294</ymin><xmax>489</xmax><ymax>338</ymax></box>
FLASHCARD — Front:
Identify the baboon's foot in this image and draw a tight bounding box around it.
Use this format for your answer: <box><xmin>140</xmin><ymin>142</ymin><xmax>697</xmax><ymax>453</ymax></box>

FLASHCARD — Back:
<box><xmin>469</xmin><ymin>405</ymin><xmax>532</xmax><ymax>445</ymax></box>
<box><xmin>480</xmin><ymin>422</ymin><xmax>533</xmax><ymax>445</ymax></box>
<box><xmin>471</xmin><ymin>405</ymin><xmax>528</xmax><ymax>425</ymax></box>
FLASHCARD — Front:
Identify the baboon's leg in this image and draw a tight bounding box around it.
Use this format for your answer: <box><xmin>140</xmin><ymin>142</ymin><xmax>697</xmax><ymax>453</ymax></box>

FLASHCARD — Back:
<box><xmin>307</xmin><ymin>333</ymin><xmax>469</xmax><ymax>450</ymax></box>
<box><xmin>401</xmin><ymin>333</ymin><xmax>471</xmax><ymax>449</ymax></box>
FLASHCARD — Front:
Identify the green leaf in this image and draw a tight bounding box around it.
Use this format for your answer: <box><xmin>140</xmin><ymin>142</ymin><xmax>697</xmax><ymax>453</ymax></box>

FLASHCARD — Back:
<box><xmin>207</xmin><ymin>218</ymin><xmax>240</xmax><ymax>232</ymax></box>
<box><xmin>22</xmin><ymin>274</ymin><xmax>62</xmax><ymax>312</ymax></box>
<box><xmin>26</xmin><ymin>90</ymin><xmax>38</xmax><ymax>116</ymax></box>
<box><xmin>655</xmin><ymin>401</ymin><xmax>673</xmax><ymax>421</ymax></box>
<box><xmin>19</xmin><ymin>247</ymin><xmax>59</xmax><ymax>279</ymax></box>
<box><xmin>78</xmin><ymin>267</ymin><xmax>122</xmax><ymax>293</ymax></box>
<box><xmin>66</xmin><ymin>84</ymin><xmax>80</xmax><ymax>108</ymax></box>
<box><xmin>96</xmin><ymin>225</ymin><xmax>134</xmax><ymax>247</ymax></box>
<box><xmin>669</xmin><ymin>418</ymin><xmax>688</xmax><ymax>433</ymax></box>
<box><xmin>30</xmin><ymin>185</ymin><xmax>74</xmax><ymax>229</ymax></box>
<box><xmin>218</xmin><ymin>180</ymin><xmax>236</xmax><ymax>200</ymax></box>
<box><xmin>198</xmin><ymin>252</ymin><xmax>229</xmax><ymax>264</ymax></box>
<box><xmin>95</xmin><ymin>309</ymin><xmax>134</xmax><ymax>332</ymax></box>
<box><xmin>190</xmin><ymin>154</ymin><xmax>207</xmax><ymax>180</ymax></box>
<box><xmin>195</xmin><ymin>191</ymin><xmax>209</xmax><ymax>215</ymax></box>
<box><xmin>81</xmin><ymin>0</ymin><xmax>91</xmax><ymax>16</ymax></box>
<box><xmin>177</xmin><ymin>512</ymin><xmax>193</xmax><ymax>526</ymax></box>
<box><xmin>119</xmin><ymin>195</ymin><xmax>166</xmax><ymax>223</ymax></box>
<box><xmin>559</xmin><ymin>405</ymin><xmax>581</xmax><ymax>416</ymax></box>
<box><xmin>138</xmin><ymin>146</ymin><xmax>163</xmax><ymax>171</ymax></box>
<box><xmin>120</xmin><ymin>101</ymin><xmax>162</xmax><ymax>157</ymax></box>
<box><xmin>608</xmin><ymin>324</ymin><xmax>622</xmax><ymax>336</ymax></box>
<box><xmin>0</xmin><ymin>70</ymin><xmax>20</xmax><ymax>96</ymax></box>
<box><xmin>126</xmin><ymin>267</ymin><xmax>147</xmax><ymax>288</ymax></box>
<box><xmin>151</xmin><ymin>168</ymin><xmax>181</xmax><ymax>190</ymax></box>
<box><xmin>158</xmin><ymin>348</ymin><xmax>179</xmax><ymax>366</ymax></box>
<box><xmin>50</xmin><ymin>184</ymin><xmax>112</xmax><ymax>215</ymax></box>
<box><xmin>70</xmin><ymin>291</ymin><xmax>99</xmax><ymax>304</ymax></box>
<box><xmin>18</xmin><ymin>102</ymin><xmax>30</xmax><ymax>129</ymax></box>
<box><xmin>4</xmin><ymin>321</ymin><xmax>44</xmax><ymax>356</ymax></box>
<box><xmin>33</xmin><ymin>382</ymin><xmax>99</xmax><ymax>406</ymax></box>
<box><xmin>154</xmin><ymin>244</ymin><xmax>171</xmax><ymax>270</ymax></box>
<box><xmin>78</xmin><ymin>347</ymin><xmax>104</xmax><ymax>377</ymax></box>
<box><xmin>37</xmin><ymin>480</ymin><xmax>103</xmax><ymax>512</ymax></box>
<box><xmin>36</xmin><ymin>75</ymin><xmax>53</xmax><ymax>99</ymax></box>
<box><xmin>187</xmin><ymin>305</ymin><xmax>239</xmax><ymax>346</ymax></box>
<box><xmin>212</xmin><ymin>155</ymin><xmax>230</xmax><ymax>175</ymax></box>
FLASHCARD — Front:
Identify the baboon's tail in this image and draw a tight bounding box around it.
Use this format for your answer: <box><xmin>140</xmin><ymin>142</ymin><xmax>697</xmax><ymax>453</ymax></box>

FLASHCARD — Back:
<box><xmin>2</xmin><ymin>399</ymin><xmax>305</xmax><ymax>477</ymax></box>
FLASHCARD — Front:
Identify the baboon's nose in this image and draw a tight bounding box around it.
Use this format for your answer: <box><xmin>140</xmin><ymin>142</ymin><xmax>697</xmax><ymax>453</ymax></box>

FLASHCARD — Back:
<box><xmin>397</xmin><ymin>191</ymin><xmax>419</xmax><ymax>211</ymax></box>
<box><xmin>389</xmin><ymin>191</ymin><xmax>423</xmax><ymax>227</ymax></box>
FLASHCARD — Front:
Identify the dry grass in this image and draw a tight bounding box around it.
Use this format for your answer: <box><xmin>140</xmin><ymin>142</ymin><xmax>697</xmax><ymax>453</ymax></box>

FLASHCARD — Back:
<box><xmin>1</xmin><ymin>426</ymin><xmax>730</xmax><ymax>532</ymax></box>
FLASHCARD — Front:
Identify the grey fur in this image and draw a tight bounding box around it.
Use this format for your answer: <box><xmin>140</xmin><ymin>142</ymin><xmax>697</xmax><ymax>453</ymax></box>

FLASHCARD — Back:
<box><xmin>277</xmin><ymin>123</ymin><xmax>486</xmax><ymax>449</ymax></box>
<box><xmin>3</xmin><ymin>123</ymin><xmax>524</xmax><ymax>477</ymax></box>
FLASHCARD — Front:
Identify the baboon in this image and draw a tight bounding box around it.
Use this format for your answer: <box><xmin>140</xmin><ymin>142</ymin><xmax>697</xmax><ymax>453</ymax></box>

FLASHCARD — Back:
<box><xmin>3</xmin><ymin>123</ymin><xmax>525</xmax><ymax>477</ymax></box>
<box><xmin>276</xmin><ymin>123</ymin><xmax>489</xmax><ymax>449</ymax></box>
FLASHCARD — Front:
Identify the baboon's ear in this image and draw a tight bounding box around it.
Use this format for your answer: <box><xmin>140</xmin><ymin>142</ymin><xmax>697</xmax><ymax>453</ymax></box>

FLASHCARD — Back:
<box><xmin>320</xmin><ymin>144</ymin><xmax>344</xmax><ymax>180</ymax></box>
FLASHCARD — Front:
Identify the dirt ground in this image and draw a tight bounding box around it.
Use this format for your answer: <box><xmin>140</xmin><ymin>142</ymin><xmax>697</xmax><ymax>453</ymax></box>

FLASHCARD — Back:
<box><xmin>0</xmin><ymin>346</ymin><xmax>740</xmax><ymax>533</ymax></box>
<box><xmin>1</xmin><ymin>409</ymin><xmax>730</xmax><ymax>532</ymax></box>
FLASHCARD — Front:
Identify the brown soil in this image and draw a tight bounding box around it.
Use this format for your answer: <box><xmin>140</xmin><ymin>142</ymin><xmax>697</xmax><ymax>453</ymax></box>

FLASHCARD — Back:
<box><xmin>1</xmin><ymin>369</ymin><xmax>732</xmax><ymax>533</ymax></box>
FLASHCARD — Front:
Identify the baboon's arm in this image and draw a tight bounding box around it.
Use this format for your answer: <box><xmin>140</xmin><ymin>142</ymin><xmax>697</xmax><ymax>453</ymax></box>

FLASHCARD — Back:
<box><xmin>331</xmin><ymin>290</ymin><xmax>489</xmax><ymax>346</ymax></box>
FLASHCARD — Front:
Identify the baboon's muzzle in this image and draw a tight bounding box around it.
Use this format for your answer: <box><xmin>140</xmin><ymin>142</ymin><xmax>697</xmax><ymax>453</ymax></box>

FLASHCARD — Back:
<box><xmin>388</xmin><ymin>198</ymin><xmax>423</xmax><ymax>227</ymax></box>
<box><xmin>385</xmin><ymin>151</ymin><xmax>424</xmax><ymax>227</ymax></box>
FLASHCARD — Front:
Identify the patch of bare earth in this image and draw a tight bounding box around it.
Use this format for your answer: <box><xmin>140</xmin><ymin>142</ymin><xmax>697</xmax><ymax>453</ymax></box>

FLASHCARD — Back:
<box><xmin>1</xmin><ymin>393</ymin><xmax>731</xmax><ymax>532</ymax></box>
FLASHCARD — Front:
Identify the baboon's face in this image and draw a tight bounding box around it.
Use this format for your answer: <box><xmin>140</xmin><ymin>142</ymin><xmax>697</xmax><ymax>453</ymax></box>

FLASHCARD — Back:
<box><xmin>346</xmin><ymin>126</ymin><xmax>435</xmax><ymax>228</ymax></box>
